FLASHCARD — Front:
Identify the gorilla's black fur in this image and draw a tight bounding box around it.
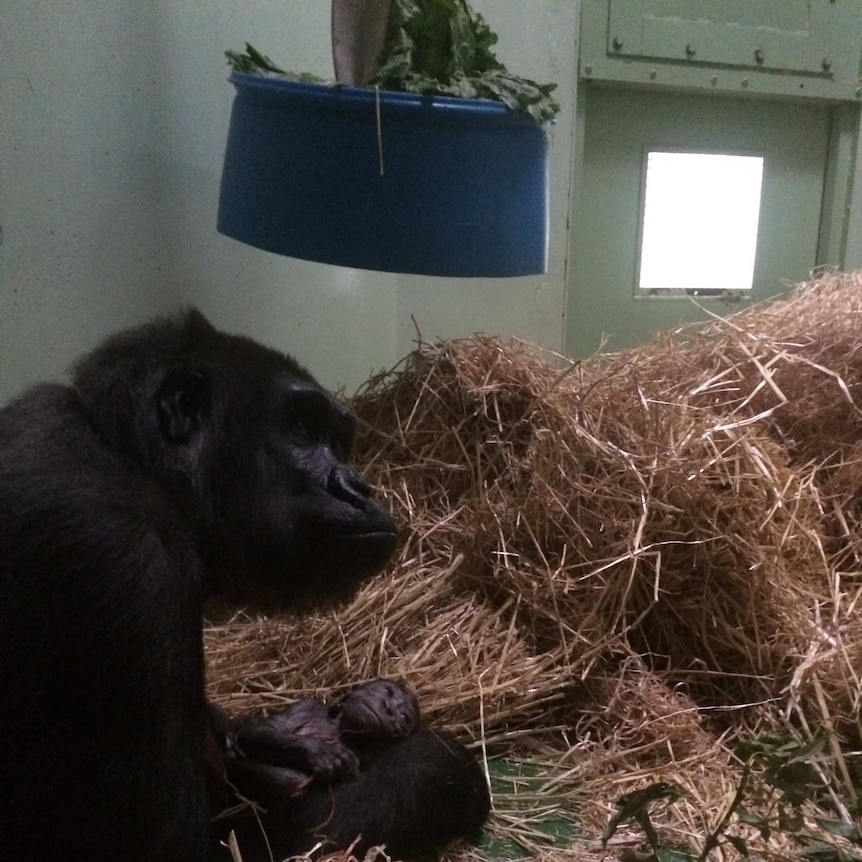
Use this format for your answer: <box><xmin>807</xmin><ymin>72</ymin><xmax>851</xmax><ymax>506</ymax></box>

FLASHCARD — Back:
<box><xmin>0</xmin><ymin>311</ymin><xmax>488</xmax><ymax>862</ymax></box>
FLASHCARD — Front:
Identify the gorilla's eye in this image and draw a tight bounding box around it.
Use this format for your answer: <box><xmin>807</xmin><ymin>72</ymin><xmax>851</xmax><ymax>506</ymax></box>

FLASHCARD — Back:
<box><xmin>329</xmin><ymin>432</ymin><xmax>353</xmax><ymax>463</ymax></box>
<box><xmin>277</xmin><ymin>381</ymin><xmax>356</xmax><ymax>460</ymax></box>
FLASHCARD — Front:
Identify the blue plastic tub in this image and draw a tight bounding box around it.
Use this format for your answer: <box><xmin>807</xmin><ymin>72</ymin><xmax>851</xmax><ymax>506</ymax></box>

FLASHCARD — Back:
<box><xmin>217</xmin><ymin>73</ymin><xmax>549</xmax><ymax>277</ymax></box>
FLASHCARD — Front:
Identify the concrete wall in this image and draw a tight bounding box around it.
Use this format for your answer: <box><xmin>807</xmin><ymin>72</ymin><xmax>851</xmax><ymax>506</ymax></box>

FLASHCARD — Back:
<box><xmin>0</xmin><ymin>0</ymin><xmax>578</xmax><ymax>400</ymax></box>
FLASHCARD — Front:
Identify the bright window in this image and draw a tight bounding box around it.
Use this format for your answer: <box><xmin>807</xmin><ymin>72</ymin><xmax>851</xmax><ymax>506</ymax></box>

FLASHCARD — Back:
<box><xmin>637</xmin><ymin>151</ymin><xmax>764</xmax><ymax>294</ymax></box>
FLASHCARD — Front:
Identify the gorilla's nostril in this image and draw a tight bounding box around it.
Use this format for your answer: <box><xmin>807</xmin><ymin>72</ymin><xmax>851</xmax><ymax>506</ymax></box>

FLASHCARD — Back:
<box><xmin>327</xmin><ymin>465</ymin><xmax>372</xmax><ymax>507</ymax></box>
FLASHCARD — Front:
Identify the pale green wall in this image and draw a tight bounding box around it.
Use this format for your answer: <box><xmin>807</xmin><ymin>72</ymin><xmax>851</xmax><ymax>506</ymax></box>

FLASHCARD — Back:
<box><xmin>0</xmin><ymin>1</ymin><xmax>579</xmax><ymax>401</ymax></box>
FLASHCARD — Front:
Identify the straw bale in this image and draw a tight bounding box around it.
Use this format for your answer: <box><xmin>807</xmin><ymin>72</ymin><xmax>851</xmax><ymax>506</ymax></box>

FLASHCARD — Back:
<box><xmin>349</xmin><ymin>333</ymin><xmax>824</xmax><ymax>710</ymax></box>
<box><xmin>574</xmin><ymin>654</ymin><xmax>714</xmax><ymax>764</ymax></box>
<box><xmin>207</xmin><ymin>564</ymin><xmax>572</xmax><ymax>747</ymax></box>
<box><xmin>618</xmin><ymin>271</ymin><xmax>862</xmax><ymax>574</ymax></box>
<box><xmin>619</xmin><ymin>270</ymin><xmax>862</xmax><ymax>461</ymax></box>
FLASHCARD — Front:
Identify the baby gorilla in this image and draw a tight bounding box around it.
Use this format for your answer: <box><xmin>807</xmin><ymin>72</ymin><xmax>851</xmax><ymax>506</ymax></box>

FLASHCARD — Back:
<box><xmin>227</xmin><ymin>679</ymin><xmax>420</xmax><ymax>798</ymax></box>
<box><xmin>215</xmin><ymin>680</ymin><xmax>489</xmax><ymax>860</ymax></box>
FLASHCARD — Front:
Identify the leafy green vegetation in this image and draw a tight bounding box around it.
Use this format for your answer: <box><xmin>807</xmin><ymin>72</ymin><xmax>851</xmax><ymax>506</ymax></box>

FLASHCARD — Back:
<box><xmin>370</xmin><ymin>0</ymin><xmax>559</xmax><ymax>122</ymax></box>
<box><xmin>600</xmin><ymin>733</ymin><xmax>862</xmax><ymax>861</ymax></box>
<box><xmin>601</xmin><ymin>782</ymin><xmax>683</xmax><ymax>858</ymax></box>
<box><xmin>225</xmin><ymin>0</ymin><xmax>559</xmax><ymax>123</ymax></box>
<box><xmin>224</xmin><ymin>43</ymin><xmax>324</xmax><ymax>83</ymax></box>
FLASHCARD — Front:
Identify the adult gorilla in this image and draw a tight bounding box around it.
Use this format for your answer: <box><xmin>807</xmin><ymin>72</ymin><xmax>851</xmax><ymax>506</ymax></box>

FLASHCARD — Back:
<box><xmin>0</xmin><ymin>310</ymin><xmax>489</xmax><ymax>862</ymax></box>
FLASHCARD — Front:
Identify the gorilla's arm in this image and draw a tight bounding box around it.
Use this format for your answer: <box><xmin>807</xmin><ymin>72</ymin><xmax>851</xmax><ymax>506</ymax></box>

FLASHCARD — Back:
<box><xmin>228</xmin><ymin>700</ymin><xmax>358</xmax><ymax>797</ymax></box>
<box><xmin>220</xmin><ymin>727</ymin><xmax>490</xmax><ymax>862</ymax></box>
<box><xmin>213</xmin><ymin>680</ymin><xmax>490</xmax><ymax>860</ymax></box>
<box><xmin>222</xmin><ymin>679</ymin><xmax>419</xmax><ymax>798</ymax></box>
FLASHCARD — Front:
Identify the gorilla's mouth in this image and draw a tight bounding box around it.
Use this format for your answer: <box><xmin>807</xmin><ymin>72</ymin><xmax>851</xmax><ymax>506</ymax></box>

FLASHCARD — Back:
<box><xmin>316</xmin><ymin>528</ymin><xmax>399</xmax><ymax>576</ymax></box>
<box><xmin>231</xmin><ymin>527</ymin><xmax>398</xmax><ymax>613</ymax></box>
<box><xmin>341</xmin><ymin>527</ymin><xmax>399</xmax><ymax>547</ymax></box>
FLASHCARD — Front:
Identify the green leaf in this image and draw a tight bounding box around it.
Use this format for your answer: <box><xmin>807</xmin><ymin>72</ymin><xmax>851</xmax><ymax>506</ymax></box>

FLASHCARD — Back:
<box><xmin>225</xmin><ymin>43</ymin><xmax>324</xmax><ymax>82</ymax></box>
<box><xmin>815</xmin><ymin>819</ymin><xmax>862</xmax><ymax>841</ymax></box>
<box><xmin>725</xmin><ymin>834</ymin><xmax>749</xmax><ymax>857</ymax></box>
<box><xmin>777</xmin><ymin>806</ymin><xmax>804</xmax><ymax>833</ymax></box>
<box><xmin>601</xmin><ymin>782</ymin><xmax>681</xmax><ymax>851</ymax></box>
<box><xmin>800</xmin><ymin>838</ymin><xmax>862</xmax><ymax>861</ymax></box>
<box><xmin>739</xmin><ymin>810</ymin><xmax>771</xmax><ymax>841</ymax></box>
<box><xmin>370</xmin><ymin>0</ymin><xmax>559</xmax><ymax>122</ymax></box>
<box><xmin>657</xmin><ymin>850</ymin><xmax>696</xmax><ymax>862</ymax></box>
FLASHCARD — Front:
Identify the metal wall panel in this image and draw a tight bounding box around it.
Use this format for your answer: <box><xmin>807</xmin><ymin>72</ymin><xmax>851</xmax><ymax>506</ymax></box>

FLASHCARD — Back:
<box><xmin>565</xmin><ymin>87</ymin><xmax>830</xmax><ymax>356</ymax></box>
<box><xmin>581</xmin><ymin>0</ymin><xmax>862</xmax><ymax>101</ymax></box>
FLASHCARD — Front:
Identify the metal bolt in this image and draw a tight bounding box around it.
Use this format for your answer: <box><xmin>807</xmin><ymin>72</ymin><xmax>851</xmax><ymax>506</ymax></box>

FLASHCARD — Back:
<box><xmin>754</xmin><ymin>48</ymin><xmax>765</xmax><ymax>64</ymax></box>
<box><xmin>649</xmin><ymin>70</ymin><xmax>657</xmax><ymax>80</ymax></box>
<box><xmin>822</xmin><ymin>58</ymin><xmax>832</xmax><ymax>71</ymax></box>
<box><xmin>742</xmin><ymin>78</ymin><xmax>749</xmax><ymax>88</ymax></box>
<box><xmin>584</xmin><ymin>64</ymin><xmax>593</xmax><ymax>75</ymax></box>
<box><xmin>685</xmin><ymin>44</ymin><xmax>696</xmax><ymax>58</ymax></box>
<box><xmin>710</xmin><ymin>75</ymin><xmax>718</xmax><ymax>85</ymax></box>
<box><xmin>612</xmin><ymin>37</ymin><xmax>623</xmax><ymax>51</ymax></box>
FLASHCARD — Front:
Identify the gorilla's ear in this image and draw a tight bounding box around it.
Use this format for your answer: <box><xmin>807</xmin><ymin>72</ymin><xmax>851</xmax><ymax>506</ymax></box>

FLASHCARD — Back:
<box><xmin>157</xmin><ymin>370</ymin><xmax>210</xmax><ymax>443</ymax></box>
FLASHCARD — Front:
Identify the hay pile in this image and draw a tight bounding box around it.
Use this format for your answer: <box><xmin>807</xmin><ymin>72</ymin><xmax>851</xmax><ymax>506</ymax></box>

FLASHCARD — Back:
<box><xmin>206</xmin><ymin>270</ymin><xmax>862</xmax><ymax>860</ymax></box>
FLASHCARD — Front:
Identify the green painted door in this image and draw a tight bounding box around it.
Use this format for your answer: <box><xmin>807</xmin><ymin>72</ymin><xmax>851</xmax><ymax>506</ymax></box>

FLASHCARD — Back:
<box><xmin>565</xmin><ymin>86</ymin><xmax>831</xmax><ymax>356</ymax></box>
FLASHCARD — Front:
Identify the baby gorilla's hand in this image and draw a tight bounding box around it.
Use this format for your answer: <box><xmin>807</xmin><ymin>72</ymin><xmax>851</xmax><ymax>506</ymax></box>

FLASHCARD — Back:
<box><xmin>228</xmin><ymin>699</ymin><xmax>359</xmax><ymax>799</ymax></box>
<box><xmin>221</xmin><ymin>680</ymin><xmax>419</xmax><ymax>803</ymax></box>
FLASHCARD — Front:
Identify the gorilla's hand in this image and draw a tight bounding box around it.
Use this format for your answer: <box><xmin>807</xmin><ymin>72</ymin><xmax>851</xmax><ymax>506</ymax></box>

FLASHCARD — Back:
<box><xmin>227</xmin><ymin>700</ymin><xmax>359</xmax><ymax>799</ymax></box>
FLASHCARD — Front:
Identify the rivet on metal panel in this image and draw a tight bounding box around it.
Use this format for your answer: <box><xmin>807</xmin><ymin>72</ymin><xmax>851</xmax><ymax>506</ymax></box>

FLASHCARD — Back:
<box><xmin>612</xmin><ymin>37</ymin><xmax>623</xmax><ymax>51</ymax></box>
<box><xmin>685</xmin><ymin>44</ymin><xmax>696</xmax><ymax>58</ymax></box>
<box><xmin>754</xmin><ymin>48</ymin><xmax>765</xmax><ymax>64</ymax></box>
<box><xmin>822</xmin><ymin>58</ymin><xmax>832</xmax><ymax>71</ymax></box>
<box><xmin>741</xmin><ymin>78</ymin><xmax>749</xmax><ymax>88</ymax></box>
<box><xmin>710</xmin><ymin>75</ymin><xmax>718</xmax><ymax>85</ymax></box>
<box><xmin>649</xmin><ymin>70</ymin><xmax>657</xmax><ymax>80</ymax></box>
<box><xmin>584</xmin><ymin>64</ymin><xmax>593</xmax><ymax>75</ymax></box>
